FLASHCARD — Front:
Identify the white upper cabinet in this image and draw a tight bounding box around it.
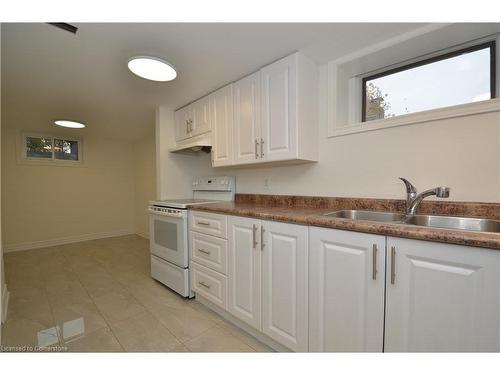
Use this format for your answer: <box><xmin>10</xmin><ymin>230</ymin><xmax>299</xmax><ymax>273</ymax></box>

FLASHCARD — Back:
<box><xmin>308</xmin><ymin>227</ymin><xmax>386</xmax><ymax>352</ymax></box>
<box><xmin>260</xmin><ymin>54</ymin><xmax>297</xmax><ymax>161</ymax></box>
<box><xmin>174</xmin><ymin>105</ymin><xmax>191</xmax><ymax>142</ymax></box>
<box><xmin>227</xmin><ymin>215</ymin><xmax>262</xmax><ymax>330</ymax></box>
<box><xmin>259</xmin><ymin>53</ymin><xmax>318</xmax><ymax>163</ymax></box>
<box><xmin>261</xmin><ymin>220</ymin><xmax>309</xmax><ymax>352</ymax></box>
<box><xmin>232</xmin><ymin>71</ymin><xmax>261</xmax><ymax>165</ymax></box>
<box><xmin>385</xmin><ymin>237</ymin><xmax>500</xmax><ymax>352</ymax></box>
<box><xmin>210</xmin><ymin>84</ymin><xmax>234</xmax><ymax>167</ymax></box>
<box><xmin>170</xmin><ymin>52</ymin><xmax>318</xmax><ymax>165</ymax></box>
<box><xmin>191</xmin><ymin>96</ymin><xmax>211</xmax><ymax>137</ymax></box>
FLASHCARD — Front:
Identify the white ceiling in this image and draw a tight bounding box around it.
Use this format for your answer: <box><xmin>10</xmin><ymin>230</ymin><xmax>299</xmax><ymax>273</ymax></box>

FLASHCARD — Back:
<box><xmin>1</xmin><ymin>22</ymin><xmax>432</xmax><ymax>141</ymax></box>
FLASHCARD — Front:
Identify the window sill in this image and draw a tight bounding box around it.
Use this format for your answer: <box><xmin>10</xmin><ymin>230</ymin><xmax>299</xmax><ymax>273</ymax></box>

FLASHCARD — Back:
<box><xmin>329</xmin><ymin>98</ymin><xmax>500</xmax><ymax>138</ymax></box>
<box><xmin>18</xmin><ymin>158</ymin><xmax>85</xmax><ymax>167</ymax></box>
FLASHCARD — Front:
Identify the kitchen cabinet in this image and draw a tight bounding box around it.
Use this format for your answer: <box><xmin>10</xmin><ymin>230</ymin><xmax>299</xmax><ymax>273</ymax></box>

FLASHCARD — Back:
<box><xmin>308</xmin><ymin>227</ymin><xmax>386</xmax><ymax>352</ymax></box>
<box><xmin>210</xmin><ymin>84</ymin><xmax>234</xmax><ymax>167</ymax></box>
<box><xmin>384</xmin><ymin>237</ymin><xmax>500</xmax><ymax>352</ymax></box>
<box><xmin>174</xmin><ymin>96</ymin><xmax>211</xmax><ymax>143</ymax></box>
<box><xmin>227</xmin><ymin>215</ymin><xmax>262</xmax><ymax>330</ymax></box>
<box><xmin>261</xmin><ymin>220</ymin><xmax>309</xmax><ymax>352</ymax></box>
<box><xmin>260</xmin><ymin>54</ymin><xmax>298</xmax><ymax>161</ymax></box>
<box><xmin>192</xmin><ymin>210</ymin><xmax>500</xmax><ymax>352</ymax></box>
<box><xmin>232</xmin><ymin>71</ymin><xmax>261</xmax><ymax>165</ymax></box>
<box><xmin>226</xmin><ymin>215</ymin><xmax>308</xmax><ymax>351</ymax></box>
<box><xmin>191</xmin><ymin>96</ymin><xmax>211</xmax><ymax>137</ymax></box>
<box><xmin>174</xmin><ymin>105</ymin><xmax>191</xmax><ymax>142</ymax></box>
<box><xmin>171</xmin><ymin>52</ymin><xmax>318</xmax><ymax>165</ymax></box>
<box><xmin>232</xmin><ymin>53</ymin><xmax>318</xmax><ymax>165</ymax></box>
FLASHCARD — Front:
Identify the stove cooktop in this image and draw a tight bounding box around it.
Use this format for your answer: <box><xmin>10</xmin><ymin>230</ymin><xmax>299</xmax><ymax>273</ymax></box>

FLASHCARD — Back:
<box><xmin>150</xmin><ymin>199</ymin><xmax>220</xmax><ymax>209</ymax></box>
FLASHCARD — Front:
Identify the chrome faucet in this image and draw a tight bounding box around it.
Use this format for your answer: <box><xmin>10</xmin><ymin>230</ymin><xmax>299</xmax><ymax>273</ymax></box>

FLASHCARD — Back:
<box><xmin>399</xmin><ymin>177</ymin><xmax>450</xmax><ymax>216</ymax></box>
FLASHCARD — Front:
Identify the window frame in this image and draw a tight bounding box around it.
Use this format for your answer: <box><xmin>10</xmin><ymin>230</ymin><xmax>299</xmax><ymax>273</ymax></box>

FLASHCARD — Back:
<box><xmin>20</xmin><ymin>131</ymin><xmax>84</xmax><ymax>166</ymax></box>
<box><xmin>361</xmin><ymin>40</ymin><xmax>497</xmax><ymax>122</ymax></box>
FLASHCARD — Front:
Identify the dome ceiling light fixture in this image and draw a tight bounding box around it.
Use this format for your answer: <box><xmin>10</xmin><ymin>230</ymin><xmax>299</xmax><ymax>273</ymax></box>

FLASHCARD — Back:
<box><xmin>127</xmin><ymin>56</ymin><xmax>177</xmax><ymax>82</ymax></box>
<box><xmin>54</xmin><ymin>120</ymin><xmax>86</xmax><ymax>129</ymax></box>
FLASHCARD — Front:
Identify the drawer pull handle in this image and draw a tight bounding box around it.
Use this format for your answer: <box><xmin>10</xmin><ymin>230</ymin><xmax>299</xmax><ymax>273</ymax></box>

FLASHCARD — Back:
<box><xmin>372</xmin><ymin>244</ymin><xmax>377</xmax><ymax>280</ymax></box>
<box><xmin>198</xmin><ymin>248</ymin><xmax>211</xmax><ymax>255</ymax></box>
<box><xmin>252</xmin><ymin>224</ymin><xmax>258</xmax><ymax>249</ymax></box>
<box><xmin>197</xmin><ymin>221</ymin><xmax>211</xmax><ymax>226</ymax></box>
<box><xmin>261</xmin><ymin>226</ymin><xmax>265</xmax><ymax>251</ymax></box>
<box><xmin>198</xmin><ymin>281</ymin><xmax>211</xmax><ymax>289</ymax></box>
<box><xmin>391</xmin><ymin>246</ymin><xmax>396</xmax><ymax>285</ymax></box>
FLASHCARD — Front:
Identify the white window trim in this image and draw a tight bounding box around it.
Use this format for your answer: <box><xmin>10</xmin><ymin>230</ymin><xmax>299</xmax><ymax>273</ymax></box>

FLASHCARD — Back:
<box><xmin>328</xmin><ymin>24</ymin><xmax>500</xmax><ymax>138</ymax></box>
<box><xmin>17</xmin><ymin>130</ymin><xmax>85</xmax><ymax>167</ymax></box>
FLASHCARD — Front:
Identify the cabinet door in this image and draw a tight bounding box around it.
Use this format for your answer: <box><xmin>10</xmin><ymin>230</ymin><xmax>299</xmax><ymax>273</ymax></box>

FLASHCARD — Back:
<box><xmin>385</xmin><ymin>237</ymin><xmax>500</xmax><ymax>352</ymax></box>
<box><xmin>308</xmin><ymin>227</ymin><xmax>385</xmax><ymax>352</ymax></box>
<box><xmin>174</xmin><ymin>106</ymin><xmax>191</xmax><ymax>142</ymax></box>
<box><xmin>260</xmin><ymin>54</ymin><xmax>297</xmax><ymax>161</ymax></box>
<box><xmin>262</xmin><ymin>220</ymin><xmax>308</xmax><ymax>351</ymax></box>
<box><xmin>227</xmin><ymin>215</ymin><xmax>262</xmax><ymax>330</ymax></box>
<box><xmin>191</xmin><ymin>96</ymin><xmax>211</xmax><ymax>137</ymax></box>
<box><xmin>233</xmin><ymin>72</ymin><xmax>261</xmax><ymax>165</ymax></box>
<box><xmin>210</xmin><ymin>84</ymin><xmax>233</xmax><ymax>167</ymax></box>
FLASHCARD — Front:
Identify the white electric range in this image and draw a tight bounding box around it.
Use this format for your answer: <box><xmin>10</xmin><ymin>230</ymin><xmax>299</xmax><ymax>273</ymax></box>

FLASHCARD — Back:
<box><xmin>148</xmin><ymin>176</ymin><xmax>235</xmax><ymax>297</ymax></box>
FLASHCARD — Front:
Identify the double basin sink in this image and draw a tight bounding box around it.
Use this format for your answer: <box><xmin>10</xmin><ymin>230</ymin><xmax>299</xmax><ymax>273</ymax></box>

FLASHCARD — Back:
<box><xmin>324</xmin><ymin>210</ymin><xmax>500</xmax><ymax>233</ymax></box>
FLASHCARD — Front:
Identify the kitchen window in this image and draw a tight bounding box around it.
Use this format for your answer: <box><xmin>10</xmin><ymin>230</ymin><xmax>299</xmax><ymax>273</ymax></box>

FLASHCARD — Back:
<box><xmin>21</xmin><ymin>132</ymin><xmax>82</xmax><ymax>164</ymax></box>
<box><xmin>362</xmin><ymin>41</ymin><xmax>496</xmax><ymax>122</ymax></box>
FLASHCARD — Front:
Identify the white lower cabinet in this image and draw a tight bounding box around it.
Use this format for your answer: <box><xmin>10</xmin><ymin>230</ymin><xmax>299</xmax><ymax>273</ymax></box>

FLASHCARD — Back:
<box><xmin>227</xmin><ymin>215</ymin><xmax>262</xmax><ymax>330</ymax></box>
<box><xmin>261</xmin><ymin>220</ymin><xmax>309</xmax><ymax>352</ymax></box>
<box><xmin>226</xmin><ymin>215</ymin><xmax>308</xmax><ymax>351</ymax></box>
<box><xmin>308</xmin><ymin>227</ymin><xmax>386</xmax><ymax>352</ymax></box>
<box><xmin>384</xmin><ymin>237</ymin><xmax>500</xmax><ymax>352</ymax></box>
<box><xmin>192</xmin><ymin>211</ymin><xmax>500</xmax><ymax>352</ymax></box>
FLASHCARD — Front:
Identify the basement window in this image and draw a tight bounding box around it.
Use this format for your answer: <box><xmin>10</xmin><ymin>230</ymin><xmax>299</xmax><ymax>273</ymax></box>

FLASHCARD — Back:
<box><xmin>362</xmin><ymin>41</ymin><xmax>496</xmax><ymax>122</ymax></box>
<box><xmin>22</xmin><ymin>132</ymin><xmax>82</xmax><ymax>164</ymax></box>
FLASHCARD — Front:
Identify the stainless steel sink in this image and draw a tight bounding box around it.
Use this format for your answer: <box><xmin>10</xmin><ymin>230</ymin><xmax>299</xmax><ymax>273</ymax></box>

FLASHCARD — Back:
<box><xmin>404</xmin><ymin>215</ymin><xmax>500</xmax><ymax>233</ymax></box>
<box><xmin>323</xmin><ymin>210</ymin><xmax>500</xmax><ymax>233</ymax></box>
<box><xmin>323</xmin><ymin>210</ymin><xmax>406</xmax><ymax>222</ymax></box>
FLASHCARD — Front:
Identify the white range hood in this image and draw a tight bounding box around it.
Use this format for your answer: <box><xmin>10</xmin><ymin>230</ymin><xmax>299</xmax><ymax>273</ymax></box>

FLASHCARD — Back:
<box><xmin>168</xmin><ymin>132</ymin><xmax>212</xmax><ymax>153</ymax></box>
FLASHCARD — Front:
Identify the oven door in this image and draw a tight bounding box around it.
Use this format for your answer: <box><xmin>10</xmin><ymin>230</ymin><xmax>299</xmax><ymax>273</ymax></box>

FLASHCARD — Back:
<box><xmin>149</xmin><ymin>209</ymin><xmax>188</xmax><ymax>268</ymax></box>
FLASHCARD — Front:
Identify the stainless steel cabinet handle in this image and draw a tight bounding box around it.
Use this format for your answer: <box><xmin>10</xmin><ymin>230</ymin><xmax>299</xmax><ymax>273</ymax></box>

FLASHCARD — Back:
<box><xmin>189</xmin><ymin>119</ymin><xmax>193</xmax><ymax>133</ymax></box>
<box><xmin>198</xmin><ymin>249</ymin><xmax>211</xmax><ymax>255</ymax></box>
<box><xmin>198</xmin><ymin>281</ymin><xmax>211</xmax><ymax>289</ymax></box>
<box><xmin>252</xmin><ymin>224</ymin><xmax>258</xmax><ymax>249</ymax></box>
<box><xmin>186</xmin><ymin>120</ymin><xmax>189</xmax><ymax>134</ymax></box>
<box><xmin>255</xmin><ymin>139</ymin><xmax>259</xmax><ymax>159</ymax></box>
<box><xmin>197</xmin><ymin>221</ymin><xmax>211</xmax><ymax>226</ymax></box>
<box><xmin>261</xmin><ymin>226</ymin><xmax>265</xmax><ymax>251</ymax></box>
<box><xmin>390</xmin><ymin>246</ymin><xmax>396</xmax><ymax>284</ymax></box>
<box><xmin>372</xmin><ymin>244</ymin><xmax>377</xmax><ymax>280</ymax></box>
<box><xmin>260</xmin><ymin>138</ymin><xmax>264</xmax><ymax>158</ymax></box>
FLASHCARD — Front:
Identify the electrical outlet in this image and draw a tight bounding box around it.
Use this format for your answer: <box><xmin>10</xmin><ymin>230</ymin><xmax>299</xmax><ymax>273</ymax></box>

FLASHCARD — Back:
<box><xmin>264</xmin><ymin>176</ymin><xmax>271</xmax><ymax>189</ymax></box>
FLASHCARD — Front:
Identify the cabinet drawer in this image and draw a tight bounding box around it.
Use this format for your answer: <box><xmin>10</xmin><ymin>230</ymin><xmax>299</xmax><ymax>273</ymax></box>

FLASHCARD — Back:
<box><xmin>191</xmin><ymin>262</ymin><xmax>227</xmax><ymax>310</ymax></box>
<box><xmin>189</xmin><ymin>211</ymin><xmax>227</xmax><ymax>238</ymax></box>
<box><xmin>190</xmin><ymin>231</ymin><xmax>227</xmax><ymax>275</ymax></box>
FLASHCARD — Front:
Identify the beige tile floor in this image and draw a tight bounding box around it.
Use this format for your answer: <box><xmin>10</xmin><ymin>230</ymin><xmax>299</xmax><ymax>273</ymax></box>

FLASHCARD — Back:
<box><xmin>1</xmin><ymin>235</ymin><xmax>273</xmax><ymax>353</ymax></box>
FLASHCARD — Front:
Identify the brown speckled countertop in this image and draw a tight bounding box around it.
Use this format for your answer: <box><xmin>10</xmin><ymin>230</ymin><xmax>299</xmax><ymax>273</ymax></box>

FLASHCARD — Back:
<box><xmin>190</xmin><ymin>194</ymin><xmax>500</xmax><ymax>250</ymax></box>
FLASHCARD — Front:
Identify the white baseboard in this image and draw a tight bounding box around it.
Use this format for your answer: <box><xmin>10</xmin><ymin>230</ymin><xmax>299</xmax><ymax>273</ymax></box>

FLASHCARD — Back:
<box><xmin>3</xmin><ymin>229</ymin><xmax>136</xmax><ymax>253</ymax></box>
<box><xmin>2</xmin><ymin>283</ymin><xmax>10</xmax><ymax>323</ymax></box>
<box><xmin>136</xmin><ymin>231</ymin><xmax>149</xmax><ymax>240</ymax></box>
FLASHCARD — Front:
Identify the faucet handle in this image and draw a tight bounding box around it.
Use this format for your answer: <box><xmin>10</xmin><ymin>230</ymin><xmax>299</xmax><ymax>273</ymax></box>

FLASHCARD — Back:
<box><xmin>399</xmin><ymin>177</ymin><xmax>417</xmax><ymax>194</ymax></box>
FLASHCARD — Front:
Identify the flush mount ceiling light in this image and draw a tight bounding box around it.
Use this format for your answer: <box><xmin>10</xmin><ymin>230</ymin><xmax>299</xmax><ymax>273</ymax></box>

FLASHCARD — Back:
<box><xmin>54</xmin><ymin>120</ymin><xmax>86</xmax><ymax>129</ymax></box>
<box><xmin>127</xmin><ymin>56</ymin><xmax>177</xmax><ymax>82</ymax></box>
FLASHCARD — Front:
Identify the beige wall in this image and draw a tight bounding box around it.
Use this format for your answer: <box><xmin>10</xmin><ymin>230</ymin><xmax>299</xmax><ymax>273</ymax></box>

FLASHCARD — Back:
<box><xmin>187</xmin><ymin>65</ymin><xmax>500</xmax><ymax>203</ymax></box>
<box><xmin>133</xmin><ymin>136</ymin><xmax>156</xmax><ymax>238</ymax></box>
<box><xmin>1</xmin><ymin>124</ymin><xmax>137</xmax><ymax>251</ymax></box>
